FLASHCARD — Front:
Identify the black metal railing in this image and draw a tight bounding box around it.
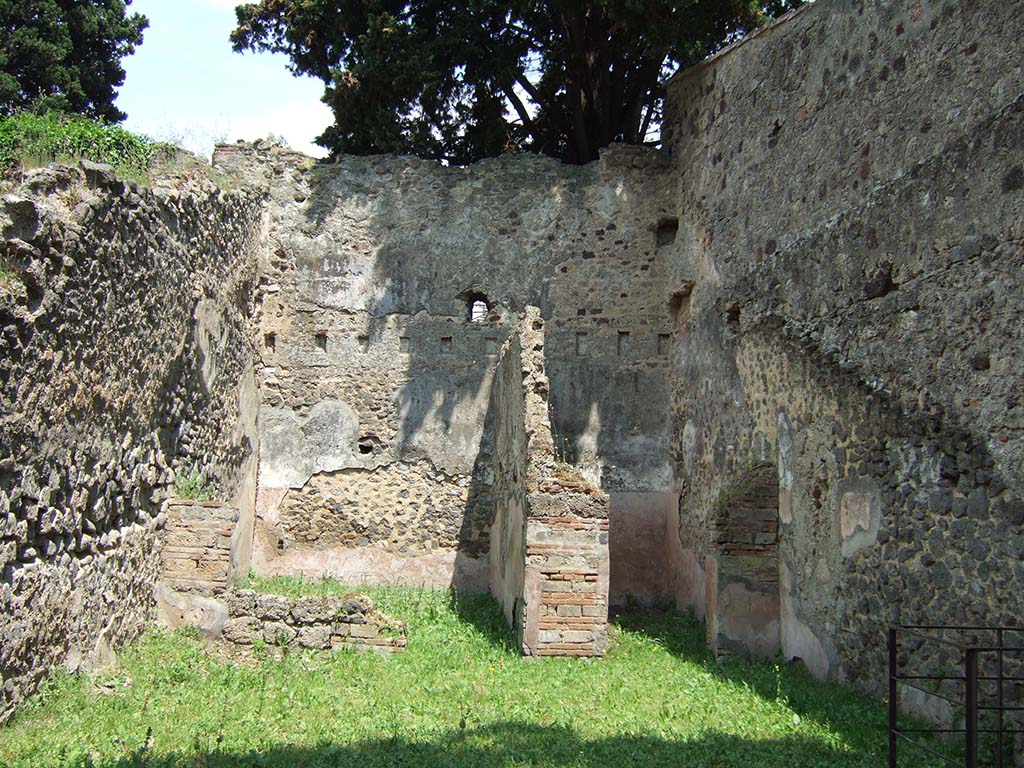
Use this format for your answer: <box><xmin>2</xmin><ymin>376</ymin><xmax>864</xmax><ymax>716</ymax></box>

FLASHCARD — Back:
<box><xmin>889</xmin><ymin>625</ymin><xmax>1024</xmax><ymax>767</ymax></box>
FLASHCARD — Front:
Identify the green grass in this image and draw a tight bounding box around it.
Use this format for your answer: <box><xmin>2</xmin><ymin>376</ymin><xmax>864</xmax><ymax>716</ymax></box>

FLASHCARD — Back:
<box><xmin>0</xmin><ymin>579</ymin><xmax>951</xmax><ymax>768</ymax></box>
<box><xmin>0</xmin><ymin>112</ymin><xmax>238</xmax><ymax>189</ymax></box>
<box><xmin>0</xmin><ymin>112</ymin><xmax>155</xmax><ymax>183</ymax></box>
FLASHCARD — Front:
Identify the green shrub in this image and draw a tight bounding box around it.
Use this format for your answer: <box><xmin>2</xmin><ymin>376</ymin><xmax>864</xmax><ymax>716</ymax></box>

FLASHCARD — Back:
<box><xmin>173</xmin><ymin>461</ymin><xmax>220</xmax><ymax>502</ymax></box>
<box><xmin>0</xmin><ymin>111</ymin><xmax>154</xmax><ymax>181</ymax></box>
<box><xmin>0</xmin><ymin>256</ymin><xmax>16</xmax><ymax>293</ymax></box>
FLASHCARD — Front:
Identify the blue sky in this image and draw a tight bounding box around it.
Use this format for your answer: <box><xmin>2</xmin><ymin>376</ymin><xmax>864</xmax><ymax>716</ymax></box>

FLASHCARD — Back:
<box><xmin>118</xmin><ymin>0</ymin><xmax>331</xmax><ymax>158</ymax></box>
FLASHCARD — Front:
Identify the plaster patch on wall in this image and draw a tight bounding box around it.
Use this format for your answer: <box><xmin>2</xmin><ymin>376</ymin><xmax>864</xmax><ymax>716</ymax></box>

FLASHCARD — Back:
<box><xmin>682</xmin><ymin>419</ymin><xmax>702</xmax><ymax>477</ymax></box>
<box><xmin>780</xmin><ymin>559</ymin><xmax>830</xmax><ymax>680</ymax></box>
<box><xmin>899</xmin><ymin>682</ymin><xmax>955</xmax><ymax>727</ymax></box>
<box><xmin>837</xmin><ymin>481</ymin><xmax>881</xmax><ymax>558</ymax></box>
<box><xmin>670</xmin><ymin>547</ymin><xmax>707</xmax><ymax>619</ymax></box>
<box><xmin>777</xmin><ymin>410</ymin><xmax>794</xmax><ymax>525</ymax></box>
<box><xmin>260</xmin><ymin>400</ymin><xmax>361</xmax><ymax>488</ymax></box>
<box><xmin>716</xmin><ymin>581</ymin><xmax>781</xmax><ymax>658</ymax></box>
<box><xmin>194</xmin><ymin>299</ymin><xmax>229</xmax><ymax>389</ymax></box>
<box><xmin>394</xmin><ymin>367</ymin><xmax>497</xmax><ymax>476</ymax></box>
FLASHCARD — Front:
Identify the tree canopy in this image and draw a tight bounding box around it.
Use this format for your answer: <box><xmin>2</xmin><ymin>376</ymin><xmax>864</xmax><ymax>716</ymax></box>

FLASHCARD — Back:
<box><xmin>0</xmin><ymin>0</ymin><xmax>148</xmax><ymax>123</ymax></box>
<box><xmin>231</xmin><ymin>0</ymin><xmax>803</xmax><ymax>164</ymax></box>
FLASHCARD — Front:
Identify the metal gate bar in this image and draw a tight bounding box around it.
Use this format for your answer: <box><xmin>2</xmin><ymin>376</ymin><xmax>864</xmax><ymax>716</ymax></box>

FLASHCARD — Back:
<box><xmin>888</xmin><ymin>625</ymin><xmax>1024</xmax><ymax>768</ymax></box>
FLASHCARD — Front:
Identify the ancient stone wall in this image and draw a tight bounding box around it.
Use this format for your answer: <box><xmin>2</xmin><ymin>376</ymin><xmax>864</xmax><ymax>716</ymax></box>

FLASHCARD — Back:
<box><xmin>490</xmin><ymin>308</ymin><xmax>610</xmax><ymax>656</ymax></box>
<box><xmin>213</xmin><ymin>142</ymin><xmax>674</xmax><ymax>589</ymax></box>
<box><xmin>0</xmin><ymin>163</ymin><xmax>263</xmax><ymax>722</ymax></box>
<box><xmin>489</xmin><ymin>312</ymin><xmax>531</xmax><ymax>632</ymax></box>
<box><xmin>3</xmin><ymin>0</ymin><xmax>1022</xmax><ymax>720</ymax></box>
<box><xmin>160</xmin><ymin>500</ymin><xmax>243</xmax><ymax>594</ymax></box>
<box><xmin>222</xmin><ymin>590</ymin><xmax>407</xmax><ymax>654</ymax></box>
<box><xmin>663</xmin><ymin>0</ymin><xmax>1024</xmax><ymax>694</ymax></box>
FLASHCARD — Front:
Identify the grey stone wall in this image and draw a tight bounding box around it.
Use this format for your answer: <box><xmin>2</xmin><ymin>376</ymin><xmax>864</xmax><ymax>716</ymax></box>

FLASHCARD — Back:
<box><xmin>0</xmin><ymin>163</ymin><xmax>262</xmax><ymax>722</ymax></box>
<box><xmin>489</xmin><ymin>311</ymin><xmax>531</xmax><ymax>632</ymax></box>
<box><xmin>490</xmin><ymin>308</ymin><xmax>610</xmax><ymax>657</ymax></box>
<box><xmin>662</xmin><ymin>0</ymin><xmax>1024</xmax><ymax>695</ymax></box>
<box><xmin>216</xmin><ymin>142</ymin><xmax>675</xmax><ymax>588</ymax></box>
<box><xmin>3</xmin><ymin>0</ymin><xmax>1022</xmax><ymax>719</ymax></box>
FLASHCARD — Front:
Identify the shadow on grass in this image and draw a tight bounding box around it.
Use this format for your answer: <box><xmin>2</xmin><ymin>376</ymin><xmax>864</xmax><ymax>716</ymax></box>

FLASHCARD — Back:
<box><xmin>611</xmin><ymin>609</ymin><xmax>954</xmax><ymax>767</ymax></box>
<box><xmin>447</xmin><ymin>587</ymin><xmax>517</xmax><ymax>652</ymax></box>
<box><xmin>87</xmin><ymin>721</ymin><xmax>879</xmax><ymax>768</ymax></box>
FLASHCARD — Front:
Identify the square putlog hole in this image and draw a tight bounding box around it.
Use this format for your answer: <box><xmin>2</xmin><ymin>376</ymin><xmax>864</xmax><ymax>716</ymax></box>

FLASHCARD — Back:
<box><xmin>656</xmin><ymin>217</ymin><xmax>679</xmax><ymax>247</ymax></box>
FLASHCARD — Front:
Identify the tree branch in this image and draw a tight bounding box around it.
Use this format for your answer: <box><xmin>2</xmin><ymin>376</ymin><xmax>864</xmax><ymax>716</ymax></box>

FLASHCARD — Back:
<box><xmin>502</xmin><ymin>82</ymin><xmax>535</xmax><ymax>134</ymax></box>
<box><xmin>514</xmin><ymin>73</ymin><xmax>539</xmax><ymax>101</ymax></box>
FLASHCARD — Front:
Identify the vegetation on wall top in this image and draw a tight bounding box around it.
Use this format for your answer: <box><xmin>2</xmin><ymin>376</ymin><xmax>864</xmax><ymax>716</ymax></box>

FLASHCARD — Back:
<box><xmin>173</xmin><ymin>461</ymin><xmax>221</xmax><ymax>502</ymax></box>
<box><xmin>0</xmin><ymin>111</ymin><xmax>155</xmax><ymax>181</ymax></box>
<box><xmin>231</xmin><ymin>0</ymin><xmax>804</xmax><ymax>165</ymax></box>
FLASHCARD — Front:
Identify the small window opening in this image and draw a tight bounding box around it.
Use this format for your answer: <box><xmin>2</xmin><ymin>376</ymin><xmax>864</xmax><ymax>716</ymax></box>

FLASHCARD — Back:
<box><xmin>658</xmin><ymin>333</ymin><xmax>671</xmax><ymax>356</ymax></box>
<box><xmin>465</xmin><ymin>291</ymin><xmax>490</xmax><ymax>322</ymax></box>
<box><xmin>441</xmin><ymin>336</ymin><xmax>453</xmax><ymax>353</ymax></box>
<box><xmin>314</xmin><ymin>331</ymin><xmax>327</xmax><ymax>351</ymax></box>
<box><xmin>264</xmin><ymin>332</ymin><xmax>276</xmax><ymax>351</ymax></box>
<box><xmin>399</xmin><ymin>336</ymin><xmax>410</xmax><ymax>353</ymax></box>
<box><xmin>657</xmin><ymin>217</ymin><xmax>679</xmax><ymax>247</ymax></box>
<box><xmin>357</xmin><ymin>335</ymin><xmax>369</xmax><ymax>352</ymax></box>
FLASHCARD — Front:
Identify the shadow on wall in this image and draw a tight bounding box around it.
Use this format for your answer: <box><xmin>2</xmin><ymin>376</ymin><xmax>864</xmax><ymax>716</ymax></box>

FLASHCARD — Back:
<box><xmin>75</xmin><ymin>722</ymin><xmax>873</xmax><ymax>768</ymax></box>
<box><xmin>273</xmin><ymin>152</ymin><xmax>677</xmax><ymax>601</ymax></box>
<box><xmin>266</xmin><ymin>154</ymin><xmax>669</xmax><ymax>596</ymax></box>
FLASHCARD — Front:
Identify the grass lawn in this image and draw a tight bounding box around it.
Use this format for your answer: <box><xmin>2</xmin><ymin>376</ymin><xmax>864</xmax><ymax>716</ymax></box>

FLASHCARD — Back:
<box><xmin>0</xmin><ymin>578</ymin><xmax>950</xmax><ymax>767</ymax></box>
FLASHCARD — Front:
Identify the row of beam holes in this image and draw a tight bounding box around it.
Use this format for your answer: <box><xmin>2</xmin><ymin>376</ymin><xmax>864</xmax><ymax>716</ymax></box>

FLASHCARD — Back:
<box><xmin>264</xmin><ymin>295</ymin><xmax>689</xmax><ymax>360</ymax></box>
<box><xmin>442</xmin><ymin>336</ymin><xmax>500</xmax><ymax>355</ymax></box>
<box><xmin>272</xmin><ymin>325</ymin><xmax>676</xmax><ymax>359</ymax></box>
<box><xmin>575</xmin><ymin>331</ymin><xmax>671</xmax><ymax>357</ymax></box>
<box><xmin>272</xmin><ymin>331</ymin><xmax>502</xmax><ymax>354</ymax></box>
<box><xmin>293</xmin><ymin>294</ymin><xmax>493</xmax><ymax>355</ymax></box>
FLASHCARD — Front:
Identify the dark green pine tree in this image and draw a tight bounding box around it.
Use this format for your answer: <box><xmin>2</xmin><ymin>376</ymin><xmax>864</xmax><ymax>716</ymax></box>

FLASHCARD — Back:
<box><xmin>231</xmin><ymin>0</ymin><xmax>804</xmax><ymax>164</ymax></box>
<box><xmin>0</xmin><ymin>0</ymin><xmax>148</xmax><ymax>123</ymax></box>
